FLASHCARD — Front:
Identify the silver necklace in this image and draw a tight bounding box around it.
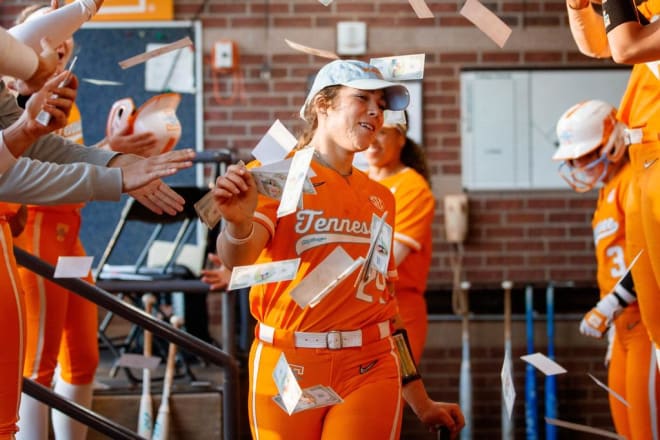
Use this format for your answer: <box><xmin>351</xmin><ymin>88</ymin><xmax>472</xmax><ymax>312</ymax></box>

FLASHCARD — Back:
<box><xmin>313</xmin><ymin>150</ymin><xmax>352</xmax><ymax>177</ymax></box>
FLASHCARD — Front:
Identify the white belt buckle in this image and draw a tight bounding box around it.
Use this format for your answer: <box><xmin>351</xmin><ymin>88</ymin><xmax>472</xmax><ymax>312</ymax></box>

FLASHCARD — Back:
<box><xmin>625</xmin><ymin>128</ymin><xmax>643</xmax><ymax>145</ymax></box>
<box><xmin>326</xmin><ymin>331</ymin><xmax>343</xmax><ymax>349</ymax></box>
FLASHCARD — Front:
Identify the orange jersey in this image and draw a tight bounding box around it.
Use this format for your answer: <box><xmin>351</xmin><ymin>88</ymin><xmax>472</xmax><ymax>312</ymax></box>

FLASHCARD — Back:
<box><xmin>0</xmin><ymin>202</ymin><xmax>21</xmax><ymax>218</ymax></box>
<box><xmin>592</xmin><ymin>163</ymin><xmax>641</xmax><ymax>320</ymax></box>
<box><xmin>592</xmin><ymin>164</ymin><xmax>633</xmax><ymax>296</ymax></box>
<box><xmin>250</xmin><ymin>160</ymin><xmax>398</xmax><ymax>332</ymax></box>
<box><xmin>378</xmin><ymin>167</ymin><xmax>435</xmax><ymax>297</ymax></box>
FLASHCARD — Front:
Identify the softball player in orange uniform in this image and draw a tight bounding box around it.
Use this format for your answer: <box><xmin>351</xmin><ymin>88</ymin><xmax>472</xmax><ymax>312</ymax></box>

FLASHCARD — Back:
<box><xmin>554</xmin><ymin>99</ymin><xmax>660</xmax><ymax>439</ymax></box>
<box><xmin>11</xmin><ymin>7</ymin><xmax>158</xmax><ymax>438</ymax></box>
<box><xmin>0</xmin><ymin>75</ymin><xmax>193</xmax><ymax>440</ymax></box>
<box><xmin>13</xmin><ymin>101</ymin><xmax>98</xmax><ymax>440</ymax></box>
<box><xmin>566</xmin><ymin>0</ymin><xmax>660</xmax><ymax>373</ymax></box>
<box><xmin>363</xmin><ymin>112</ymin><xmax>435</xmax><ymax>363</ymax></box>
<box><xmin>211</xmin><ymin>59</ymin><xmax>464</xmax><ymax>439</ymax></box>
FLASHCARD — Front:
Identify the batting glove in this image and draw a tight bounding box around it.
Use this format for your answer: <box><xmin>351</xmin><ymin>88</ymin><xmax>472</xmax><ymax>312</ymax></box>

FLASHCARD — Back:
<box><xmin>579</xmin><ymin>292</ymin><xmax>624</xmax><ymax>338</ymax></box>
<box><xmin>580</xmin><ymin>267</ymin><xmax>638</xmax><ymax>338</ymax></box>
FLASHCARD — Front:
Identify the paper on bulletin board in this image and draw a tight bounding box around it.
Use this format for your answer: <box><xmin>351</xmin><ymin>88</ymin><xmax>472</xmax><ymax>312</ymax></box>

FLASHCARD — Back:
<box><xmin>145</xmin><ymin>42</ymin><xmax>195</xmax><ymax>93</ymax></box>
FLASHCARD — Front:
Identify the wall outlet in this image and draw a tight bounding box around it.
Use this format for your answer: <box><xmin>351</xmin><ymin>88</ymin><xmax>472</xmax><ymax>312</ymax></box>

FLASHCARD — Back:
<box><xmin>213</xmin><ymin>41</ymin><xmax>235</xmax><ymax>70</ymax></box>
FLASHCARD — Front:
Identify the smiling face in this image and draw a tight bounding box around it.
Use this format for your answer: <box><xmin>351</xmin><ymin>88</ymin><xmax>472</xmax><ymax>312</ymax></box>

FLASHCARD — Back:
<box><xmin>364</xmin><ymin>125</ymin><xmax>406</xmax><ymax>169</ymax></box>
<box><xmin>317</xmin><ymin>86</ymin><xmax>386</xmax><ymax>154</ymax></box>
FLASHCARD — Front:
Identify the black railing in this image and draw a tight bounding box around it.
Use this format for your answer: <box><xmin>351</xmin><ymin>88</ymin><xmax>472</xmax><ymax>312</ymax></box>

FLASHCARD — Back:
<box><xmin>15</xmin><ymin>246</ymin><xmax>240</xmax><ymax>440</ymax></box>
<box><xmin>22</xmin><ymin>379</ymin><xmax>145</xmax><ymax>440</ymax></box>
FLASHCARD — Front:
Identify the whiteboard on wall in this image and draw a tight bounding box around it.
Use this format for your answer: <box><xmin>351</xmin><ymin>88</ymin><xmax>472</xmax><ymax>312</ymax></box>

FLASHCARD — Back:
<box><xmin>461</xmin><ymin>68</ymin><xmax>632</xmax><ymax>190</ymax></box>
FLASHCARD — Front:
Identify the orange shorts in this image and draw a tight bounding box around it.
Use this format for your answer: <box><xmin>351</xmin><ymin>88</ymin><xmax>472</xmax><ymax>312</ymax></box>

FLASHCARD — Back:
<box><xmin>248</xmin><ymin>323</ymin><xmax>403</xmax><ymax>440</ymax></box>
<box><xmin>626</xmin><ymin>141</ymin><xmax>660</xmax><ymax>348</ymax></box>
<box><xmin>608</xmin><ymin>305</ymin><xmax>660</xmax><ymax>438</ymax></box>
<box><xmin>15</xmin><ymin>208</ymin><xmax>98</xmax><ymax>385</ymax></box>
<box><xmin>396</xmin><ymin>292</ymin><xmax>427</xmax><ymax>364</ymax></box>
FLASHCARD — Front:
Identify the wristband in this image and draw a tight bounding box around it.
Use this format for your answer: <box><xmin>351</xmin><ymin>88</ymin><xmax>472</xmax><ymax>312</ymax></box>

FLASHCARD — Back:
<box><xmin>614</xmin><ymin>282</ymin><xmax>637</xmax><ymax>305</ymax></box>
<box><xmin>223</xmin><ymin>223</ymin><xmax>254</xmax><ymax>245</ymax></box>
<box><xmin>392</xmin><ymin>328</ymin><xmax>422</xmax><ymax>385</ymax></box>
<box><xmin>602</xmin><ymin>0</ymin><xmax>639</xmax><ymax>33</ymax></box>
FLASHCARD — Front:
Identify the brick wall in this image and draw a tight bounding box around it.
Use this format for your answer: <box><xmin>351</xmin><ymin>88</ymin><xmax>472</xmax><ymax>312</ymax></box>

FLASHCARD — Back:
<box><xmin>0</xmin><ymin>0</ymin><xmax>612</xmax><ymax>290</ymax></box>
<box><xmin>1</xmin><ymin>1</ymin><xmax>620</xmax><ymax>437</ymax></box>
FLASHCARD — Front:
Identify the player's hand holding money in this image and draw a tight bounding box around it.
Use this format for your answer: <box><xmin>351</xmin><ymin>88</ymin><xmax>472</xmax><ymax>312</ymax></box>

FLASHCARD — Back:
<box><xmin>212</xmin><ymin>161</ymin><xmax>258</xmax><ymax>225</ymax></box>
<box><xmin>23</xmin><ymin>70</ymin><xmax>77</xmax><ymax>135</ymax></box>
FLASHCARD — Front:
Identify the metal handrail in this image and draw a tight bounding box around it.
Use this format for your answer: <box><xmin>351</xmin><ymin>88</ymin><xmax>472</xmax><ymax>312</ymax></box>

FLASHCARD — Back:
<box><xmin>22</xmin><ymin>378</ymin><xmax>145</xmax><ymax>440</ymax></box>
<box><xmin>15</xmin><ymin>246</ymin><xmax>240</xmax><ymax>440</ymax></box>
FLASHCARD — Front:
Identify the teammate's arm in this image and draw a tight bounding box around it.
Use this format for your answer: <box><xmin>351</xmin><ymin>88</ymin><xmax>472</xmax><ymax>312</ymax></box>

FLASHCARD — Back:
<box><xmin>0</xmin><ymin>70</ymin><xmax>76</xmax><ymax>171</ymax></box>
<box><xmin>107</xmin><ymin>150</ymin><xmax>195</xmax><ymax>215</ymax></box>
<box><xmin>393</xmin><ymin>241</ymin><xmax>412</xmax><ymax>266</ymax></box>
<box><xmin>580</xmin><ymin>269</ymin><xmax>637</xmax><ymax>338</ymax></box>
<box><xmin>0</xmin><ymin>29</ymin><xmax>56</xmax><ymax>93</ymax></box>
<box><xmin>566</xmin><ymin>0</ymin><xmax>612</xmax><ymax>58</ymax></box>
<box><xmin>604</xmin><ymin>0</ymin><xmax>660</xmax><ymax>64</ymax></box>
<box><xmin>390</xmin><ymin>312</ymin><xmax>465</xmax><ymax>436</ymax></box>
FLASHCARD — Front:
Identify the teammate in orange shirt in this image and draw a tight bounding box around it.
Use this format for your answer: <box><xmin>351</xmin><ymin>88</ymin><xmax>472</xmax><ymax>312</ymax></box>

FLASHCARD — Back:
<box><xmin>0</xmin><ymin>76</ymin><xmax>192</xmax><ymax>440</ymax></box>
<box><xmin>566</xmin><ymin>0</ymin><xmax>660</xmax><ymax>373</ymax></box>
<box><xmin>363</xmin><ymin>110</ymin><xmax>434</xmax><ymax>364</ymax></box>
<box><xmin>553</xmin><ymin>99</ymin><xmax>660</xmax><ymax>439</ymax></box>
<box><xmin>10</xmin><ymin>5</ymin><xmax>159</xmax><ymax>439</ymax></box>
<box><xmin>210</xmin><ymin>59</ymin><xmax>464</xmax><ymax>439</ymax></box>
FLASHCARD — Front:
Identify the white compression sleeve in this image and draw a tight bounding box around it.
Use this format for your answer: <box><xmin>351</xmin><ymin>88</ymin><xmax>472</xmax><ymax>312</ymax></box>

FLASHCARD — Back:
<box><xmin>8</xmin><ymin>0</ymin><xmax>98</xmax><ymax>52</ymax></box>
<box><xmin>0</xmin><ymin>27</ymin><xmax>38</xmax><ymax>80</ymax></box>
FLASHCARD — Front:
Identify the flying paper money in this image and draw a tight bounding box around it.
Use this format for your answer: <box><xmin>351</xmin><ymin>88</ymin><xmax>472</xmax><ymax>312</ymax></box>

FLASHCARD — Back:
<box><xmin>545</xmin><ymin>417</ymin><xmax>625</xmax><ymax>439</ymax></box>
<box><xmin>408</xmin><ymin>0</ymin><xmax>434</xmax><ymax>18</ymax></box>
<box><xmin>252</xmin><ymin>120</ymin><xmax>298</xmax><ymax>165</ymax></box>
<box><xmin>284</xmin><ymin>39</ymin><xmax>339</xmax><ymax>60</ymax></box>
<box><xmin>228</xmin><ymin>258</ymin><xmax>301</xmax><ymax>291</ymax></box>
<box><xmin>370</xmin><ymin>54</ymin><xmax>425</xmax><ymax>81</ymax></box>
<box><xmin>119</xmin><ymin>37</ymin><xmax>193</xmax><ymax>69</ymax></box>
<box><xmin>460</xmin><ymin>0</ymin><xmax>512</xmax><ymax>48</ymax></box>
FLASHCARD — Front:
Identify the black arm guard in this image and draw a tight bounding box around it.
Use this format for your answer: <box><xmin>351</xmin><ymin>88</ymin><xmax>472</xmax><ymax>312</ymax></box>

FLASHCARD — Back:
<box><xmin>392</xmin><ymin>328</ymin><xmax>422</xmax><ymax>385</ymax></box>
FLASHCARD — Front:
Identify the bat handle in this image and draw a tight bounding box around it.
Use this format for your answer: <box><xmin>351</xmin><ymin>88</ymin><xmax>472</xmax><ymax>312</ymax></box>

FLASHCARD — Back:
<box><xmin>142</xmin><ymin>294</ymin><xmax>157</xmax><ymax>357</ymax></box>
<box><xmin>437</xmin><ymin>426</ymin><xmax>451</xmax><ymax>440</ymax></box>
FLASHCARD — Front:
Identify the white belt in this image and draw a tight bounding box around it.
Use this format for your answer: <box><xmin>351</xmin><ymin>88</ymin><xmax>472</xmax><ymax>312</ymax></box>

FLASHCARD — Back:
<box><xmin>625</xmin><ymin>128</ymin><xmax>644</xmax><ymax>145</ymax></box>
<box><xmin>258</xmin><ymin>321</ymin><xmax>391</xmax><ymax>350</ymax></box>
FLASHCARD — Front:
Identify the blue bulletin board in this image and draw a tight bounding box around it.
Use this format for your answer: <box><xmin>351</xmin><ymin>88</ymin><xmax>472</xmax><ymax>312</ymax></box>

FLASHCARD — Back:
<box><xmin>75</xmin><ymin>21</ymin><xmax>205</xmax><ymax>265</ymax></box>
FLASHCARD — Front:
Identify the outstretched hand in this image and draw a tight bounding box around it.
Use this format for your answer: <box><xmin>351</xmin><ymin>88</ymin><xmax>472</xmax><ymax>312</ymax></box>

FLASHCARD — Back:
<box><xmin>200</xmin><ymin>253</ymin><xmax>231</xmax><ymax>291</ymax></box>
<box><xmin>108</xmin><ymin>149</ymin><xmax>195</xmax><ymax>193</ymax></box>
<box><xmin>107</xmin><ymin>124</ymin><xmax>159</xmax><ymax>157</ymax></box>
<box><xmin>128</xmin><ymin>179</ymin><xmax>186</xmax><ymax>215</ymax></box>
